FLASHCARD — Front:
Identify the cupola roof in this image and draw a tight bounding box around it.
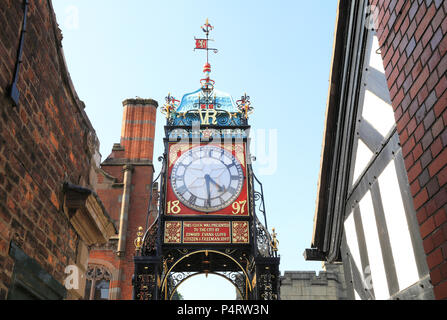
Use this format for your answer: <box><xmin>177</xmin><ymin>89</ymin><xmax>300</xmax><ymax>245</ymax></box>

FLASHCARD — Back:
<box><xmin>177</xmin><ymin>88</ymin><xmax>238</xmax><ymax>113</ymax></box>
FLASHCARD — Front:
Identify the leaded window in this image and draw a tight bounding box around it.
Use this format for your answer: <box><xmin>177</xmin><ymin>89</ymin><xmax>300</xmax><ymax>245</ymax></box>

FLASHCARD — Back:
<box><xmin>84</xmin><ymin>265</ymin><xmax>111</xmax><ymax>300</ymax></box>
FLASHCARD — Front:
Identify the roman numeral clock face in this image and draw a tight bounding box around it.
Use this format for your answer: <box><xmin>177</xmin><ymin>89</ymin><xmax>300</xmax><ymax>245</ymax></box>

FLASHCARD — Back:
<box><xmin>170</xmin><ymin>145</ymin><xmax>244</xmax><ymax>213</ymax></box>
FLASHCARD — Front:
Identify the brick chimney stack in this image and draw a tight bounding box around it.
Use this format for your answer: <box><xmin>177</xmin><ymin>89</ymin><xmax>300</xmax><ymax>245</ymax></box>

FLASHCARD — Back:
<box><xmin>91</xmin><ymin>97</ymin><xmax>159</xmax><ymax>299</ymax></box>
<box><xmin>120</xmin><ymin>98</ymin><xmax>158</xmax><ymax>161</ymax></box>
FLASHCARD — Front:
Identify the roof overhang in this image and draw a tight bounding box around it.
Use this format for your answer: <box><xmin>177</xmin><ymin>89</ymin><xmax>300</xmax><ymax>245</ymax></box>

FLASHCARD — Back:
<box><xmin>306</xmin><ymin>0</ymin><xmax>356</xmax><ymax>262</ymax></box>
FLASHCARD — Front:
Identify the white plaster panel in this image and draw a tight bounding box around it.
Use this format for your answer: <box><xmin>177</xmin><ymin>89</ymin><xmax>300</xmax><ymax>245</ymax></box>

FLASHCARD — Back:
<box><xmin>353</xmin><ymin>139</ymin><xmax>374</xmax><ymax>184</ymax></box>
<box><xmin>359</xmin><ymin>191</ymin><xmax>390</xmax><ymax>300</ymax></box>
<box><xmin>378</xmin><ymin>160</ymin><xmax>419</xmax><ymax>291</ymax></box>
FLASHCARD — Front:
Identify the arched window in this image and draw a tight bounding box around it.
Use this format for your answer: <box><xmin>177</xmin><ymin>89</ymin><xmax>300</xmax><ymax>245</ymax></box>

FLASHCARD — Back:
<box><xmin>84</xmin><ymin>265</ymin><xmax>111</xmax><ymax>300</ymax></box>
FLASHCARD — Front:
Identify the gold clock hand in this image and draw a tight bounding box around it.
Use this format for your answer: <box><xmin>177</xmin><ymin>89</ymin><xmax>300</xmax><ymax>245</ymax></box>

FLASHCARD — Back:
<box><xmin>209</xmin><ymin>176</ymin><xmax>225</xmax><ymax>192</ymax></box>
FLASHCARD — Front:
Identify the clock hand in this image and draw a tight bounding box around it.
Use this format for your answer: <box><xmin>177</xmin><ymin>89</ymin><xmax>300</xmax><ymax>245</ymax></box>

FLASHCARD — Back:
<box><xmin>188</xmin><ymin>176</ymin><xmax>205</xmax><ymax>188</ymax></box>
<box><xmin>210</xmin><ymin>167</ymin><xmax>226</xmax><ymax>178</ymax></box>
<box><xmin>204</xmin><ymin>174</ymin><xmax>211</xmax><ymax>207</ymax></box>
<box><xmin>208</xmin><ymin>176</ymin><xmax>225</xmax><ymax>193</ymax></box>
<box><xmin>187</xmin><ymin>167</ymin><xmax>204</xmax><ymax>171</ymax></box>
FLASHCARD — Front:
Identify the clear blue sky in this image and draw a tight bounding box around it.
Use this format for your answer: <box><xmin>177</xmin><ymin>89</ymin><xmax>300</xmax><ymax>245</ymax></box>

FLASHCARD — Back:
<box><xmin>53</xmin><ymin>0</ymin><xmax>339</xmax><ymax>300</ymax></box>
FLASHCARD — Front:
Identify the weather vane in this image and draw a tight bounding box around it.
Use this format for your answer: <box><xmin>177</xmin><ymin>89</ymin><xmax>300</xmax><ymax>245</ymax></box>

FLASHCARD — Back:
<box><xmin>194</xmin><ymin>18</ymin><xmax>218</xmax><ymax>64</ymax></box>
<box><xmin>161</xmin><ymin>19</ymin><xmax>254</xmax><ymax>124</ymax></box>
<box><xmin>195</xmin><ymin>19</ymin><xmax>219</xmax><ymax>94</ymax></box>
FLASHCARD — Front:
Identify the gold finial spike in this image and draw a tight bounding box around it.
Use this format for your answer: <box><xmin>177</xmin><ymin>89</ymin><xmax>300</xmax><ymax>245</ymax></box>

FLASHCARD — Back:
<box><xmin>271</xmin><ymin>228</ymin><xmax>279</xmax><ymax>252</ymax></box>
<box><xmin>134</xmin><ymin>226</ymin><xmax>144</xmax><ymax>252</ymax></box>
<box><xmin>206</xmin><ymin>18</ymin><xmax>209</xmax><ymax>25</ymax></box>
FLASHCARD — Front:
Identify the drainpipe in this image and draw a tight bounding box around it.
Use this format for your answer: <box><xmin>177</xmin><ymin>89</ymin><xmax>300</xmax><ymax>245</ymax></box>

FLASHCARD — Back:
<box><xmin>117</xmin><ymin>164</ymin><xmax>133</xmax><ymax>257</ymax></box>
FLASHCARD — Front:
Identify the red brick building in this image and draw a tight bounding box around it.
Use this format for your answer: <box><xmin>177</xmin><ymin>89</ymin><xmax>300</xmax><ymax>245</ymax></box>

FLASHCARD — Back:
<box><xmin>375</xmin><ymin>0</ymin><xmax>447</xmax><ymax>301</ymax></box>
<box><xmin>306</xmin><ymin>0</ymin><xmax>447</xmax><ymax>300</ymax></box>
<box><xmin>88</xmin><ymin>98</ymin><xmax>158</xmax><ymax>300</ymax></box>
<box><xmin>0</xmin><ymin>0</ymin><xmax>116</xmax><ymax>300</ymax></box>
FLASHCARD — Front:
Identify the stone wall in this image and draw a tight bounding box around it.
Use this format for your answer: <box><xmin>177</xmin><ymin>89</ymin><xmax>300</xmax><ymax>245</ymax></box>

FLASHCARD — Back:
<box><xmin>280</xmin><ymin>263</ymin><xmax>349</xmax><ymax>300</ymax></box>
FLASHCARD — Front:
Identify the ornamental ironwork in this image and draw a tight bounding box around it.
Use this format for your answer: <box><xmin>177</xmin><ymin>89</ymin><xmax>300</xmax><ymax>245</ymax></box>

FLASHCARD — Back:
<box><xmin>259</xmin><ymin>272</ymin><xmax>278</xmax><ymax>300</ymax></box>
<box><xmin>132</xmin><ymin>19</ymin><xmax>279</xmax><ymax>301</ymax></box>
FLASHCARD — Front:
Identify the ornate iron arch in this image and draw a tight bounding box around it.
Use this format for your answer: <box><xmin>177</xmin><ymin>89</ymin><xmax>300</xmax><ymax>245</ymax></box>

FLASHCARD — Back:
<box><xmin>160</xmin><ymin>249</ymin><xmax>253</xmax><ymax>300</ymax></box>
<box><xmin>168</xmin><ymin>271</ymin><xmax>244</xmax><ymax>300</ymax></box>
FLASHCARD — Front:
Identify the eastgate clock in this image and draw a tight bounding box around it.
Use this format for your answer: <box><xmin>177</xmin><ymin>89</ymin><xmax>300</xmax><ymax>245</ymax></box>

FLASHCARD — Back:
<box><xmin>170</xmin><ymin>145</ymin><xmax>244</xmax><ymax>213</ymax></box>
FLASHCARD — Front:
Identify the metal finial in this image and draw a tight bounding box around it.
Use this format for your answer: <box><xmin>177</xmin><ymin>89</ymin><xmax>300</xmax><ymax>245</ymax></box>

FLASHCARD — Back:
<box><xmin>134</xmin><ymin>226</ymin><xmax>144</xmax><ymax>252</ymax></box>
<box><xmin>271</xmin><ymin>228</ymin><xmax>279</xmax><ymax>253</ymax></box>
<box><xmin>161</xmin><ymin>93</ymin><xmax>179</xmax><ymax>120</ymax></box>
<box><xmin>237</xmin><ymin>93</ymin><xmax>254</xmax><ymax>119</ymax></box>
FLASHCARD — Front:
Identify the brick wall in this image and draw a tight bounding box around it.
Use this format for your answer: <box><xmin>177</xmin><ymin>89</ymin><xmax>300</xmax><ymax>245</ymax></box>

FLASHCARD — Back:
<box><xmin>89</xmin><ymin>99</ymin><xmax>158</xmax><ymax>300</ymax></box>
<box><xmin>0</xmin><ymin>0</ymin><xmax>104</xmax><ymax>299</ymax></box>
<box><xmin>371</xmin><ymin>0</ymin><xmax>447</xmax><ymax>299</ymax></box>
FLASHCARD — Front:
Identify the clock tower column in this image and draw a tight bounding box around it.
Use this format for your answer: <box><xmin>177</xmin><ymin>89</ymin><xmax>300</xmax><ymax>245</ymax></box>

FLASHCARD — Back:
<box><xmin>133</xmin><ymin>20</ymin><xmax>280</xmax><ymax>300</ymax></box>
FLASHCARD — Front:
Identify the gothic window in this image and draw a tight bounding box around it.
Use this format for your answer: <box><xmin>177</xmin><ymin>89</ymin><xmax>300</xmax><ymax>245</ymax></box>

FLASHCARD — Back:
<box><xmin>84</xmin><ymin>265</ymin><xmax>112</xmax><ymax>300</ymax></box>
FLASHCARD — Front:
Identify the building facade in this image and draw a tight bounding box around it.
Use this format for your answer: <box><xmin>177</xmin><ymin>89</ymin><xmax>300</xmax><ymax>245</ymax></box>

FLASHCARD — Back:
<box><xmin>306</xmin><ymin>0</ymin><xmax>447</xmax><ymax>300</ymax></box>
<box><xmin>87</xmin><ymin>98</ymin><xmax>159</xmax><ymax>300</ymax></box>
<box><xmin>0</xmin><ymin>0</ymin><xmax>116</xmax><ymax>300</ymax></box>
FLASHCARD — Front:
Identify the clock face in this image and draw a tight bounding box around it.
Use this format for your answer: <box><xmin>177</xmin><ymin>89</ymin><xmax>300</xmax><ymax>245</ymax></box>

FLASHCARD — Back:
<box><xmin>171</xmin><ymin>145</ymin><xmax>244</xmax><ymax>213</ymax></box>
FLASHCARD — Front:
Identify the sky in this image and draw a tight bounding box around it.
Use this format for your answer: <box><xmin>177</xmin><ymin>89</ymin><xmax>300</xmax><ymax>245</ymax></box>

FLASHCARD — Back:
<box><xmin>52</xmin><ymin>0</ymin><xmax>339</xmax><ymax>300</ymax></box>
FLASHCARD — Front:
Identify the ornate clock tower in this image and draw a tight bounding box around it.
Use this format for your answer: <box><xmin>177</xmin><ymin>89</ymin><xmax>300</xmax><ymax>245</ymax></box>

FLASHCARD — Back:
<box><xmin>132</xmin><ymin>20</ymin><xmax>280</xmax><ymax>300</ymax></box>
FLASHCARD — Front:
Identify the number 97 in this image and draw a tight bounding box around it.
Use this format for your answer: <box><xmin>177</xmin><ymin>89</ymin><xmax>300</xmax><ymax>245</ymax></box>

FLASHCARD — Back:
<box><xmin>232</xmin><ymin>200</ymin><xmax>247</xmax><ymax>215</ymax></box>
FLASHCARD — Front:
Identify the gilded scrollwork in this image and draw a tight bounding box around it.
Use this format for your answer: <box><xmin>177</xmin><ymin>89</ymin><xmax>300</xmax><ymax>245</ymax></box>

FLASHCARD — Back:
<box><xmin>135</xmin><ymin>274</ymin><xmax>156</xmax><ymax>300</ymax></box>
